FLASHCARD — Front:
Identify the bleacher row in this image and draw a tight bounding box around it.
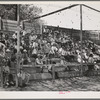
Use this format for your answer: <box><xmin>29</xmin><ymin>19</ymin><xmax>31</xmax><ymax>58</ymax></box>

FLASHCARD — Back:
<box><xmin>9</xmin><ymin>61</ymin><xmax>100</xmax><ymax>80</ymax></box>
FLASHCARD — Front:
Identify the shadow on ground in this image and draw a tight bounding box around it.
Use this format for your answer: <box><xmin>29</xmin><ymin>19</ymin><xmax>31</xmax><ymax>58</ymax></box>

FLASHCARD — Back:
<box><xmin>1</xmin><ymin>76</ymin><xmax>100</xmax><ymax>91</ymax></box>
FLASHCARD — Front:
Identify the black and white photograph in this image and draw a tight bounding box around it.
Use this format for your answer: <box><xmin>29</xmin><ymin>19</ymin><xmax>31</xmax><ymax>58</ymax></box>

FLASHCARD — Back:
<box><xmin>0</xmin><ymin>1</ymin><xmax>100</xmax><ymax>93</ymax></box>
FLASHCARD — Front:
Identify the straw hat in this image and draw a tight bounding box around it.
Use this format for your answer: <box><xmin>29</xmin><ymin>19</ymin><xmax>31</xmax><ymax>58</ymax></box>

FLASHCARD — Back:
<box><xmin>6</xmin><ymin>49</ymin><xmax>11</xmax><ymax>52</ymax></box>
<box><xmin>23</xmin><ymin>49</ymin><xmax>27</xmax><ymax>52</ymax></box>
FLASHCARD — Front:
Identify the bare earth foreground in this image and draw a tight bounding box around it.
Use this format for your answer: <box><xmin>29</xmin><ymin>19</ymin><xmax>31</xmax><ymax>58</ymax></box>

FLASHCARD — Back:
<box><xmin>1</xmin><ymin>76</ymin><xmax>100</xmax><ymax>91</ymax></box>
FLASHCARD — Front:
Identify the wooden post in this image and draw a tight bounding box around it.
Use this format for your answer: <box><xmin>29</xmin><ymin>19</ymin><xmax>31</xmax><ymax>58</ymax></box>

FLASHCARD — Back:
<box><xmin>0</xmin><ymin>17</ymin><xmax>2</xmax><ymax>30</ymax></box>
<box><xmin>80</xmin><ymin>4</ymin><xmax>83</xmax><ymax>76</ymax></box>
<box><xmin>0</xmin><ymin>62</ymin><xmax>3</xmax><ymax>88</ymax></box>
<box><xmin>0</xmin><ymin>17</ymin><xmax>3</xmax><ymax>88</ymax></box>
<box><xmin>40</xmin><ymin>21</ymin><xmax>42</xmax><ymax>35</ymax></box>
<box><xmin>16</xmin><ymin>4</ymin><xmax>20</xmax><ymax>87</ymax></box>
<box><xmin>52</xmin><ymin>65</ymin><xmax>55</xmax><ymax>82</ymax></box>
<box><xmin>40</xmin><ymin>21</ymin><xmax>42</xmax><ymax>51</ymax></box>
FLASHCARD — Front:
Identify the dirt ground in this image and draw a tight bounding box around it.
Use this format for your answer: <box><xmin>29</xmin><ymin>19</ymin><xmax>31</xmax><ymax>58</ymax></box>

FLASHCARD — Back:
<box><xmin>1</xmin><ymin>76</ymin><xmax>100</xmax><ymax>91</ymax></box>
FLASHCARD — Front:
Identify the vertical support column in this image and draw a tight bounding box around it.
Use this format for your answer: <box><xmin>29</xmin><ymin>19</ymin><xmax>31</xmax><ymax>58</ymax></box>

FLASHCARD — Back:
<box><xmin>52</xmin><ymin>65</ymin><xmax>55</xmax><ymax>82</ymax></box>
<box><xmin>0</xmin><ymin>17</ymin><xmax>2</xmax><ymax>30</ymax></box>
<box><xmin>16</xmin><ymin>4</ymin><xmax>20</xmax><ymax>87</ymax></box>
<box><xmin>0</xmin><ymin>60</ymin><xmax>3</xmax><ymax>88</ymax></box>
<box><xmin>80</xmin><ymin>4</ymin><xmax>83</xmax><ymax>76</ymax></box>
<box><xmin>40</xmin><ymin>21</ymin><xmax>42</xmax><ymax>35</ymax></box>
<box><xmin>40</xmin><ymin>21</ymin><xmax>42</xmax><ymax>48</ymax></box>
<box><xmin>0</xmin><ymin>17</ymin><xmax>3</xmax><ymax>88</ymax></box>
<box><xmin>54</xmin><ymin>32</ymin><xmax>56</xmax><ymax>40</ymax></box>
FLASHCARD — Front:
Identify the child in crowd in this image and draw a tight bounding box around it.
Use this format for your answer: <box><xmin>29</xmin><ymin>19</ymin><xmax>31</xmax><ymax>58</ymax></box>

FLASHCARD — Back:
<box><xmin>17</xmin><ymin>69</ymin><xmax>30</xmax><ymax>87</ymax></box>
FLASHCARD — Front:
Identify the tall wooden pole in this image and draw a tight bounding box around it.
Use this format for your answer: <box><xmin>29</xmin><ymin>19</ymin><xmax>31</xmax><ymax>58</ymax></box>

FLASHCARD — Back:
<box><xmin>40</xmin><ymin>21</ymin><xmax>43</xmax><ymax>48</ymax></box>
<box><xmin>0</xmin><ymin>17</ymin><xmax>3</xmax><ymax>88</ymax></box>
<box><xmin>80</xmin><ymin>4</ymin><xmax>83</xmax><ymax>75</ymax></box>
<box><xmin>40</xmin><ymin>20</ymin><xmax>42</xmax><ymax>35</ymax></box>
<box><xmin>16</xmin><ymin>4</ymin><xmax>20</xmax><ymax>87</ymax></box>
<box><xmin>17</xmin><ymin>4</ymin><xmax>20</xmax><ymax>50</ymax></box>
<box><xmin>0</xmin><ymin>17</ymin><xmax>2</xmax><ymax>30</ymax></box>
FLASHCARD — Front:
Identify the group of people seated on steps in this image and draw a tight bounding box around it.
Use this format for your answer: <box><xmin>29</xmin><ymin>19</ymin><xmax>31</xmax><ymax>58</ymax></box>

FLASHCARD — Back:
<box><xmin>0</xmin><ymin>27</ymin><xmax>100</xmax><ymax>87</ymax></box>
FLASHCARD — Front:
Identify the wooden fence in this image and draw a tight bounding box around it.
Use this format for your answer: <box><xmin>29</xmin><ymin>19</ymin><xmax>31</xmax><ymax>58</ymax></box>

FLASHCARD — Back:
<box><xmin>0</xmin><ymin>18</ymin><xmax>34</xmax><ymax>32</ymax></box>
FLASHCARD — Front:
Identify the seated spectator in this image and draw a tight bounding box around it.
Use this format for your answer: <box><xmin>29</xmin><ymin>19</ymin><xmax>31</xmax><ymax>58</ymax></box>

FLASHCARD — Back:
<box><xmin>29</xmin><ymin>34</ymin><xmax>37</xmax><ymax>42</ymax></box>
<box><xmin>42</xmin><ymin>54</ymin><xmax>47</xmax><ymax>64</ymax></box>
<box><xmin>77</xmin><ymin>53</ymin><xmax>82</xmax><ymax>63</ymax></box>
<box><xmin>31</xmin><ymin>48</ymin><xmax>38</xmax><ymax>66</ymax></box>
<box><xmin>17</xmin><ymin>69</ymin><xmax>30</xmax><ymax>87</ymax></box>
<box><xmin>43</xmin><ymin>43</ymin><xmax>51</xmax><ymax>57</ymax></box>
<box><xmin>32</xmin><ymin>41</ymin><xmax>38</xmax><ymax>49</ymax></box>
<box><xmin>94</xmin><ymin>64</ymin><xmax>100</xmax><ymax>71</ymax></box>
<box><xmin>36</xmin><ymin>56</ymin><xmax>43</xmax><ymax>65</ymax></box>
<box><xmin>87</xmin><ymin>54</ymin><xmax>95</xmax><ymax>71</ymax></box>
<box><xmin>92</xmin><ymin>46</ymin><xmax>96</xmax><ymax>53</ymax></box>
<box><xmin>58</xmin><ymin>46</ymin><xmax>66</xmax><ymax>56</ymax></box>
<box><xmin>2</xmin><ymin>59</ymin><xmax>15</xmax><ymax>87</ymax></box>
<box><xmin>49</xmin><ymin>44</ymin><xmax>58</xmax><ymax>58</ymax></box>
<box><xmin>83</xmin><ymin>49</ymin><xmax>88</xmax><ymax>62</ymax></box>
<box><xmin>12</xmin><ymin>33</ymin><xmax>17</xmax><ymax>43</ymax></box>
<box><xmin>22</xmin><ymin>49</ymin><xmax>29</xmax><ymax>65</ymax></box>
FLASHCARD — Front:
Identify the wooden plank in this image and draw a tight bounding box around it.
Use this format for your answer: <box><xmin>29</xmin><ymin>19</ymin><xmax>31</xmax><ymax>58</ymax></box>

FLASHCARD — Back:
<box><xmin>2</xmin><ymin>19</ymin><xmax>17</xmax><ymax>24</ymax></box>
<box><xmin>23</xmin><ymin>67</ymin><xmax>42</xmax><ymax>73</ymax></box>
<box><xmin>24</xmin><ymin>25</ymin><xmax>32</xmax><ymax>28</ymax></box>
<box><xmin>58</xmin><ymin>71</ymin><xmax>80</xmax><ymax>78</ymax></box>
<box><xmin>21</xmin><ymin>63</ymin><xmax>83</xmax><ymax>68</ymax></box>
<box><xmin>30</xmin><ymin>73</ymin><xmax>52</xmax><ymax>80</ymax></box>
<box><xmin>3</xmin><ymin>23</ymin><xmax>18</xmax><ymax>27</ymax></box>
<box><xmin>25</xmin><ymin>27</ymin><xmax>32</xmax><ymax>30</ymax></box>
<box><xmin>3</xmin><ymin>25</ymin><xmax>18</xmax><ymax>28</ymax></box>
<box><xmin>2</xmin><ymin>27</ymin><xmax>18</xmax><ymax>32</ymax></box>
<box><xmin>3</xmin><ymin>26</ymin><xmax>17</xmax><ymax>30</ymax></box>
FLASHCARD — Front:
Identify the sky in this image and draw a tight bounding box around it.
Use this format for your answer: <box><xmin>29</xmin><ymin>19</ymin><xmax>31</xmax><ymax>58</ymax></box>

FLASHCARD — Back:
<box><xmin>32</xmin><ymin>2</ymin><xmax>100</xmax><ymax>30</ymax></box>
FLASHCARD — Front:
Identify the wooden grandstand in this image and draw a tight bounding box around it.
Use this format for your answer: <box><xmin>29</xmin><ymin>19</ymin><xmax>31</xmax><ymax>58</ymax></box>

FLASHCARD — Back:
<box><xmin>1</xmin><ymin>4</ymin><xmax>100</xmax><ymax>88</ymax></box>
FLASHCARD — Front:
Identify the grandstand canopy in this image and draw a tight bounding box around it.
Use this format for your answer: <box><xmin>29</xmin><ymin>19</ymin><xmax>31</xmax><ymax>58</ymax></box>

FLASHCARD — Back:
<box><xmin>35</xmin><ymin>2</ymin><xmax>100</xmax><ymax>30</ymax></box>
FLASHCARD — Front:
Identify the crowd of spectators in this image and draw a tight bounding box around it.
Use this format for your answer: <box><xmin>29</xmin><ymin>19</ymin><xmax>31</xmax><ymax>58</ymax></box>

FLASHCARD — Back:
<box><xmin>0</xmin><ymin>28</ymin><xmax>100</xmax><ymax>87</ymax></box>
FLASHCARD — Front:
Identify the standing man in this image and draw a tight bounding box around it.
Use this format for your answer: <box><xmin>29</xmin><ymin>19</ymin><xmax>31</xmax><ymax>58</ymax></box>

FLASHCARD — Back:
<box><xmin>0</xmin><ymin>40</ymin><xmax>6</xmax><ymax>87</ymax></box>
<box><xmin>0</xmin><ymin>42</ymin><xmax>5</xmax><ymax>57</ymax></box>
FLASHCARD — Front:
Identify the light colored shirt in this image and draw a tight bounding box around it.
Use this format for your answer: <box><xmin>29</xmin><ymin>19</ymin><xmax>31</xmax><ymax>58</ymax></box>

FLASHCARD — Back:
<box><xmin>88</xmin><ymin>57</ymin><xmax>94</xmax><ymax>63</ymax></box>
<box><xmin>30</xmin><ymin>35</ymin><xmax>37</xmax><ymax>41</ymax></box>
<box><xmin>32</xmin><ymin>42</ymin><xmax>38</xmax><ymax>48</ymax></box>
<box><xmin>59</xmin><ymin>48</ymin><xmax>66</xmax><ymax>55</ymax></box>
<box><xmin>17</xmin><ymin>71</ymin><xmax>26</xmax><ymax>80</ymax></box>
<box><xmin>50</xmin><ymin>46</ymin><xmax>58</xmax><ymax>54</ymax></box>
<box><xmin>36</xmin><ymin>58</ymin><xmax>43</xmax><ymax>65</ymax></box>
<box><xmin>12</xmin><ymin>34</ymin><xmax>17</xmax><ymax>39</ymax></box>
<box><xmin>32</xmin><ymin>49</ymin><xmax>37</xmax><ymax>54</ymax></box>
